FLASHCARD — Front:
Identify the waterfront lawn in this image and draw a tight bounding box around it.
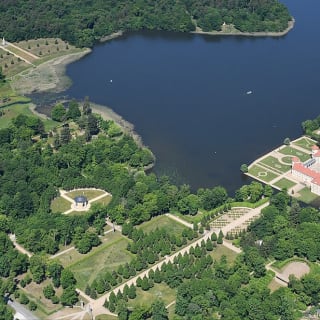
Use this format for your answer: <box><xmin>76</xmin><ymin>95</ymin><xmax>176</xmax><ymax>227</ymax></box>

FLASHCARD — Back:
<box><xmin>297</xmin><ymin>187</ymin><xmax>319</xmax><ymax>204</ymax></box>
<box><xmin>248</xmin><ymin>164</ymin><xmax>279</xmax><ymax>182</ymax></box>
<box><xmin>66</xmin><ymin>189</ymin><xmax>106</xmax><ymax>200</ymax></box>
<box><xmin>210</xmin><ymin>244</ymin><xmax>238</xmax><ymax>265</ymax></box>
<box><xmin>279</xmin><ymin>146</ymin><xmax>310</xmax><ymax>162</ymax></box>
<box><xmin>127</xmin><ymin>283</ymin><xmax>176</xmax><ymax>309</ymax></box>
<box><xmin>67</xmin><ymin>235</ymin><xmax>132</xmax><ymax>290</ymax></box>
<box><xmin>138</xmin><ymin>215</ymin><xmax>187</xmax><ymax>234</ymax></box>
<box><xmin>0</xmin><ymin>100</ymin><xmax>58</xmax><ymax>130</ymax></box>
<box><xmin>259</xmin><ymin>156</ymin><xmax>291</xmax><ymax>173</ymax></box>
<box><xmin>50</xmin><ymin>196</ymin><xmax>71</xmax><ymax>213</ymax></box>
<box><xmin>293</xmin><ymin>137</ymin><xmax>316</xmax><ymax>151</ymax></box>
<box><xmin>273</xmin><ymin>178</ymin><xmax>296</xmax><ymax>190</ymax></box>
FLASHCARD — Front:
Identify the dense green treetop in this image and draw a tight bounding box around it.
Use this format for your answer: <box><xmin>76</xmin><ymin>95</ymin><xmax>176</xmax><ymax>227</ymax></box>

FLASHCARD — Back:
<box><xmin>0</xmin><ymin>0</ymin><xmax>291</xmax><ymax>47</ymax></box>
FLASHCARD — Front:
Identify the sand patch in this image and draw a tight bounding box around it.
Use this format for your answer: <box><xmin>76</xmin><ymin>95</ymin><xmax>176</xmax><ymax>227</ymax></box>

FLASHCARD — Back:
<box><xmin>279</xmin><ymin>261</ymin><xmax>310</xmax><ymax>282</ymax></box>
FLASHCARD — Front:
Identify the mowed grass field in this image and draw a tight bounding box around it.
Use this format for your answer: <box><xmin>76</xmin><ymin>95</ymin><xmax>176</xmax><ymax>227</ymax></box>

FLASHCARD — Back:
<box><xmin>273</xmin><ymin>178</ymin><xmax>296</xmax><ymax>190</ymax></box>
<box><xmin>127</xmin><ymin>283</ymin><xmax>176</xmax><ymax>309</ymax></box>
<box><xmin>259</xmin><ymin>156</ymin><xmax>291</xmax><ymax>173</ymax></box>
<box><xmin>248</xmin><ymin>164</ymin><xmax>279</xmax><ymax>182</ymax></box>
<box><xmin>297</xmin><ymin>187</ymin><xmax>319</xmax><ymax>204</ymax></box>
<box><xmin>210</xmin><ymin>244</ymin><xmax>239</xmax><ymax>265</ymax></box>
<box><xmin>66</xmin><ymin>189</ymin><xmax>106</xmax><ymax>200</ymax></box>
<box><xmin>0</xmin><ymin>48</ymin><xmax>30</xmax><ymax>77</ymax></box>
<box><xmin>0</xmin><ymin>100</ymin><xmax>58</xmax><ymax>131</ymax></box>
<box><xmin>64</xmin><ymin>233</ymin><xmax>132</xmax><ymax>290</ymax></box>
<box><xmin>279</xmin><ymin>146</ymin><xmax>310</xmax><ymax>162</ymax></box>
<box><xmin>138</xmin><ymin>215</ymin><xmax>187</xmax><ymax>234</ymax></box>
<box><xmin>21</xmin><ymin>278</ymin><xmax>63</xmax><ymax>316</ymax></box>
<box><xmin>292</xmin><ymin>137</ymin><xmax>316</xmax><ymax>151</ymax></box>
<box><xmin>50</xmin><ymin>197</ymin><xmax>71</xmax><ymax>213</ymax></box>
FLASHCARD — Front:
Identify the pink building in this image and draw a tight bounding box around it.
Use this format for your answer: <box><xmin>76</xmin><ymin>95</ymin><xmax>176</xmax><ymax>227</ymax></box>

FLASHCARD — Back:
<box><xmin>291</xmin><ymin>145</ymin><xmax>320</xmax><ymax>195</ymax></box>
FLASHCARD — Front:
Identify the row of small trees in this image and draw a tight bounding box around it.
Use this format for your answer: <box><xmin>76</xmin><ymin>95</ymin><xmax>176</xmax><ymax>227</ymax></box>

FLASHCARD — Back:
<box><xmin>88</xmin><ymin>226</ymin><xmax>199</xmax><ymax>297</ymax></box>
<box><xmin>104</xmin><ymin>236</ymin><xmax>219</xmax><ymax>318</ymax></box>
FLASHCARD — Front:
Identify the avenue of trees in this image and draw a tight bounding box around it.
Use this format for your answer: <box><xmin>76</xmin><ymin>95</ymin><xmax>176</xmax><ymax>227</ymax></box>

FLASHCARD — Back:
<box><xmin>104</xmin><ymin>228</ymin><xmax>315</xmax><ymax>320</ymax></box>
<box><xmin>0</xmin><ymin>0</ymin><xmax>291</xmax><ymax>47</ymax></box>
<box><xmin>87</xmin><ymin>225</ymin><xmax>198</xmax><ymax>297</ymax></box>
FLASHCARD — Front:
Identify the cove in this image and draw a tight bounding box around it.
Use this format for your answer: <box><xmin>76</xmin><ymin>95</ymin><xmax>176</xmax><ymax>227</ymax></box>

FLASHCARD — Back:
<box><xmin>63</xmin><ymin>0</ymin><xmax>320</xmax><ymax>193</ymax></box>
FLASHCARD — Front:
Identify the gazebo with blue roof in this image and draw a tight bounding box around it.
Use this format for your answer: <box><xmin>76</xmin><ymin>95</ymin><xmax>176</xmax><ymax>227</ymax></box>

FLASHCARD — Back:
<box><xmin>74</xmin><ymin>195</ymin><xmax>88</xmax><ymax>207</ymax></box>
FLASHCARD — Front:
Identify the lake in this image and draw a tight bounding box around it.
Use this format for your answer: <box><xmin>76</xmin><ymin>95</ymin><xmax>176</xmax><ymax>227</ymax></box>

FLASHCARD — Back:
<box><xmin>63</xmin><ymin>0</ymin><xmax>320</xmax><ymax>193</ymax></box>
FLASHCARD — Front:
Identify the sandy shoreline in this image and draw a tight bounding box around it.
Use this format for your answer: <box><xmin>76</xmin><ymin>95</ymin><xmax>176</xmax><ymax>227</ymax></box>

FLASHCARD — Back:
<box><xmin>11</xmin><ymin>49</ymin><xmax>91</xmax><ymax>95</ymax></box>
<box><xmin>90</xmin><ymin>102</ymin><xmax>145</xmax><ymax>148</ymax></box>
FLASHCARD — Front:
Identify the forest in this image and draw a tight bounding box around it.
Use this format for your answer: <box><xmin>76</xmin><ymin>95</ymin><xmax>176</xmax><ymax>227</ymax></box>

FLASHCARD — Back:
<box><xmin>0</xmin><ymin>0</ymin><xmax>291</xmax><ymax>47</ymax></box>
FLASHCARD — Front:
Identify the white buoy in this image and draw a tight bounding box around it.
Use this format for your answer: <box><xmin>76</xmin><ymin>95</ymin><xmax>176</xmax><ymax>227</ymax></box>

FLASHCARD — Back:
<box><xmin>110</xmin><ymin>79</ymin><xmax>113</xmax><ymax>83</ymax></box>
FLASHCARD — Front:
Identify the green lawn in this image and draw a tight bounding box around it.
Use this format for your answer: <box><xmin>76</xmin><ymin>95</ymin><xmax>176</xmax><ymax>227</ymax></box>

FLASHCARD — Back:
<box><xmin>50</xmin><ymin>196</ymin><xmax>71</xmax><ymax>213</ymax></box>
<box><xmin>279</xmin><ymin>146</ymin><xmax>310</xmax><ymax>162</ymax></box>
<box><xmin>292</xmin><ymin>137</ymin><xmax>316</xmax><ymax>151</ymax></box>
<box><xmin>138</xmin><ymin>215</ymin><xmax>187</xmax><ymax>235</ymax></box>
<box><xmin>127</xmin><ymin>283</ymin><xmax>176</xmax><ymax>309</ymax></box>
<box><xmin>281</xmin><ymin>156</ymin><xmax>294</xmax><ymax>164</ymax></box>
<box><xmin>273</xmin><ymin>178</ymin><xmax>296</xmax><ymax>190</ymax></box>
<box><xmin>210</xmin><ymin>244</ymin><xmax>239</xmax><ymax>265</ymax></box>
<box><xmin>248</xmin><ymin>164</ymin><xmax>279</xmax><ymax>182</ymax></box>
<box><xmin>96</xmin><ymin>315</ymin><xmax>118</xmax><ymax>320</ymax></box>
<box><xmin>249</xmin><ymin>270</ymin><xmax>275</xmax><ymax>290</ymax></box>
<box><xmin>92</xmin><ymin>194</ymin><xmax>112</xmax><ymax>206</ymax></box>
<box><xmin>20</xmin><ymin>278</ymin><xmax>63</xmax><ymax>316</ymax></box>
<box><xmin>67</xmin><ymin>234</ymin><xmax>132</xmax><ymax>290</ymax></box>
<box><xmin>259</xmin><ymin>156</ymin><xmax>291</xmax><ymax>173</ymax></box>
<box><xmin>0</xmin><ymin>101</ymin><xmax>58</xmax><ymax>131</ymax></box>
<box><xmin>297</xmin><ymin>187</ymin><xmax>319</xmax><ymax>204</ymax></box>
<box><xmin>66</xmin><ymin>189</ymin><xmax>106</xmax><ymax>201</ymax></box>
<box><xmin>268</xmin><ymin>278</ymin><xmax>284</xmax><ymax>292</ymax></box>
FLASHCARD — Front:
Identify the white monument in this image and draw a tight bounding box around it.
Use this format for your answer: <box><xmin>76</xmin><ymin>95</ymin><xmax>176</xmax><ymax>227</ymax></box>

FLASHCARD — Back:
<box><xmin>2</xmin><ymin>37</ymin><xmax>5</xmax><ymax>46</ymax></box>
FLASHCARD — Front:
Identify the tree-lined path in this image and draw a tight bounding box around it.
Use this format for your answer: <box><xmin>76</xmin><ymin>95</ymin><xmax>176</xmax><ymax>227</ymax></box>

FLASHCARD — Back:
<box><xmin>76</xmin><ymin>201</ymin><xmax>269</xmax><ymax>317</ymax></box>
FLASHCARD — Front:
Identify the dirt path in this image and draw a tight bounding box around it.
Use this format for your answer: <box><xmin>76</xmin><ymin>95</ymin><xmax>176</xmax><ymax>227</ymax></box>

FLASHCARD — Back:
<box><xmin>165</xmin><ymin>213</ymin><xmax>193</xmax><ymax>229</ymax></box>
<box><xmin>9</xmin><ymin>234</ymin><xmax>33</xmax><ymax>258</ymax></box>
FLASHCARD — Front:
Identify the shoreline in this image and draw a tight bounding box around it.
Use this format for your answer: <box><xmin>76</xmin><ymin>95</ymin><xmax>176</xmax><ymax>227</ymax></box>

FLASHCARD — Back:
<box><xmin>9</xmin><ymin>21</ymin><xmax>294</xmax><ymax>159</ymax></box>
<box><xmin>11</xmin><ymin>49</ymin><xmax>91</xmax><ymax>95</ymax></box>
<box><xmin>192</xmin><ymin>18</ymin><xmax>295</xmax><ymax>37</ymax></box>
<box><xmin>89</xmin><ymin>102</ymin><xmax>145</xmax><ymax>149</ymax></box>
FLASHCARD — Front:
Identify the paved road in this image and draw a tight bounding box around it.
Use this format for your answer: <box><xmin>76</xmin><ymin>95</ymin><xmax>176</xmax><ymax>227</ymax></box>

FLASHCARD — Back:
<box><xmin>8</xmin><ymin>299</ymin><xmax>40</xmax><ymax>320</ymax></box>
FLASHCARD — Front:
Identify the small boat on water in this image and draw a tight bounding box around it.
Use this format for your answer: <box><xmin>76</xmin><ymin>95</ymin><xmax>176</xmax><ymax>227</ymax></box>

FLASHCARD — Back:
<box><xmin>246</xmin><ymin>90</ymin><xmax>253</xmax><ymax>95</ymax></box>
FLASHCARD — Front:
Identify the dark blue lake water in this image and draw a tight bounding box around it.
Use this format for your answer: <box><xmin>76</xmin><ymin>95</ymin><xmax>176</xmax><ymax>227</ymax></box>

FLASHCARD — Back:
<box><xmin>63</xmin><ymin>0</ymin><xmax>320</xmax><ymax>192</ymax></box>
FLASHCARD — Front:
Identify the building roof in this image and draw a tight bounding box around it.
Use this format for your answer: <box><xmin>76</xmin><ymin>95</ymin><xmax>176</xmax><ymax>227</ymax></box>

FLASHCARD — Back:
<box><xmin>314</xmin><ymin>150</ymin><xmax>320</xmax><ymax>157</ymax></box>
<box><xmin>74</xmin><ymin>195</ymin><xmax>88</xmax><ymax>203</ymax></box>
<box><xmin>293</xmin><ymin>162</ymin><xmax>320</xmax><ymax>186</ymax></box>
